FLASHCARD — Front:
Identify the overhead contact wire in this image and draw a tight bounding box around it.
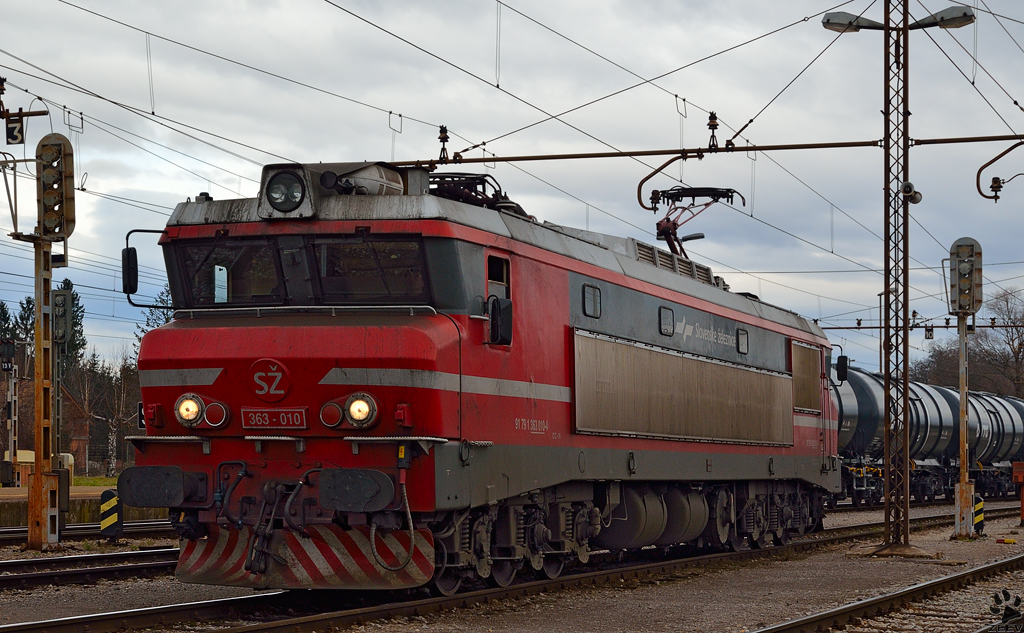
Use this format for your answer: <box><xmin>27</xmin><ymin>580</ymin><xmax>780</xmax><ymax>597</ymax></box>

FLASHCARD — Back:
<box><xmin>727</xmin><ymin>1</ymin><xmax>877</xmax><ymax>145</ymax></box>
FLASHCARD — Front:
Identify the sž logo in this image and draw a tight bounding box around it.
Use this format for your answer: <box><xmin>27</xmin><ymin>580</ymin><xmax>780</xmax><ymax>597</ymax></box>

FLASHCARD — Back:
<box><xmin>250</xmin><ymin>358</ymin><xmax>291</xmax><ymax>403</ymax></box>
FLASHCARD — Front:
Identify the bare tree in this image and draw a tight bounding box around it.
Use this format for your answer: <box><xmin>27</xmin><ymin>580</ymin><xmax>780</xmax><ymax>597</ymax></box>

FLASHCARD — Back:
<box><xmin>973</xmin><ymin>288</ymin><xmax>1024</xmax><ymax>398</ymax></box>
<box><xmin>911</xmin><ymin>287</ymin><xmax>1024</xmax><ymax>397</ymax></box>
<box><xmin>107</xmin><ymin>345</ymin><xmax>140</xmax><ymax>472</ymax></box>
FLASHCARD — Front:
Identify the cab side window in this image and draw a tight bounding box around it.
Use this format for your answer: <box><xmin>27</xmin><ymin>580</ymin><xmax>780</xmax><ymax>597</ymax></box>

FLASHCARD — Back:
<box><xmin>488</xmin><ymin>256</ymin><xmax>510</xmax><ymax>300</ymax></box>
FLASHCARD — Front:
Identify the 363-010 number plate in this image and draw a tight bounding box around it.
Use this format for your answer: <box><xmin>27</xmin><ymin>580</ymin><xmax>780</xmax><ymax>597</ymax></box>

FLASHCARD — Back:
<box><xmin>241</xmin><ymin>407</ymin><xmax>307</xmax><ymax>430</ymax></box>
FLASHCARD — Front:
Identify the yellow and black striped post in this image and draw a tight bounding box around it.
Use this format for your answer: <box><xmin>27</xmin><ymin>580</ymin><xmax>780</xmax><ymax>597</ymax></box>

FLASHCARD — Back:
<box><xmin>974</xmin><ymin>493</ymin><xmax>985</xmax><ymax>536</ymax></box>
<box><xmin>99</xmin><ymin>489</ymin><xmax>122</xmax><ymax>540</ymax></box>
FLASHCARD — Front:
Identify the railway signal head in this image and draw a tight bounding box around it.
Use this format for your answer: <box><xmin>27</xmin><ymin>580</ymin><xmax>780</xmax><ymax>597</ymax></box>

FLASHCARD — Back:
<box><xmin>35</xmin><ymin>133</ymin><xmax>75</xmax><ymax>239</ymax></box>
<box><xmin>52</xmin><ymin>289</ymin><xmax>72</xmax><ymax>343</ymax></box>
<box><xmin>949</xmin><ymin>237</ymin><xmax>982</xmax><ymax>316</ymax></box>
<box><xmin>0</xmin><ymin>339</ymin><xmax>12</xmax><ymax>372</ymax></box>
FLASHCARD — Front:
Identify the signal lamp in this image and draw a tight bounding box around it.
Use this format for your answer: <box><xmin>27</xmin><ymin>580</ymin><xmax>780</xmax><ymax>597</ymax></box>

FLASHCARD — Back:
<box><xmin>34</xmin><ymin>134</ymin><xmax>76</xmax><ymax>239</ymax></box>
<box><xmin>266</xmin><ymin>171</ymin><xmax>305</xmax><ymax>212</ymax></box>
<box><xmin>949</xmin><ymin>237</ymin><xmax>982</xmax><ymax>316</ymax></box>
<box><xmin>175</xmin><ymin>393</ymin><xmax>205</xmax><ymax>428</ymax></box>
<box><xmin>320</xmin><ymin>402</ymin><xmax>344</xmax><ymax>428</ymax></box>
<box><xmin>203</xmin><ymin>402</ymin><xmax>230</xmax><ymax>428</ymax></box>
<box><xmin>344</xmin><ymin>393</ymin><xmax>378</xmax><ymax>428</ymax></box>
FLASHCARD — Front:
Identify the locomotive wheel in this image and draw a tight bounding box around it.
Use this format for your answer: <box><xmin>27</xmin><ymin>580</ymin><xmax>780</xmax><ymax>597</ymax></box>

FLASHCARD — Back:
<box><xmin>485</xmin><ymin>561</ymin><xmax>517</xmax><ymax>588</ymax></box>
<box><xmin>772</xmin><ymin>529</ymin><xmax>790</xmax><ymax>546</ymax></box>
<box><xmin>850</xmin><ymin>492</ymin><xmax>862</xmax><ymax>508</ymax></box>
<box><xmin>749</xmin><ymin>531</ymin><xmax>771</xmax><ymax>549</ymax></box>
<box><xmin>728</xmin><ymin>527</ymin><xmax>745</xmax><ymax>552</ymax></box>
<box><xmin>536</xmin><ymin>557</ymin><xmax>564</xmax><ymax>580</ymax></box>
<box><xmin>431</xmin><ymin>568</ymin><xmax>463</xmax><ymax>597</ymax></box>
<box><xmin>709</xmin><ymin>489</ymin><xmax>732</xmax><ymax>547</ymax></box>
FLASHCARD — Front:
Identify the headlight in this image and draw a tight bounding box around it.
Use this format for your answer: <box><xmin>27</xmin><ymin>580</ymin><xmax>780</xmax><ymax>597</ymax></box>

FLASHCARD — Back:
<box><xmin>175</xmin><ymin>393</ymin><xmax>204</xmax><ymax>428</ymax></box>
<box><xmin>344</xmin><ymin>393</ymin><xmax>378</xmax><ymax>428</ymax></box>
<box><xmin>266</xmin><ymin>171</ymin><xmax>305</xmax><ymax>212</ymax></box>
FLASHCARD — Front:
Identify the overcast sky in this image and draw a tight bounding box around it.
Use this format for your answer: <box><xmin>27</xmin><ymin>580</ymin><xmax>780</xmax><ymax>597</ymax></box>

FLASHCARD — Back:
<box><xmin>1</xmin><ymin>0</ymin><xmax>1023</xmax><ymax>370</ymax></box>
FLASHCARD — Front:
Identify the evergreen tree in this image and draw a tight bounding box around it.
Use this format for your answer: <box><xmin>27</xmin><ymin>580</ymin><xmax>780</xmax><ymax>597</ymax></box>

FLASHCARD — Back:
<box><xmin>134</xmin><ymin>284</ymin><xmax>173</xmax><ymax>358</ymax></box>
<box><xmin>0</xmin><ymin>301</ymin><xmax>13</xmax><ymax>339</ymax></box>
<box><xmin>56</xmin><ymin>279</ymin><xmax>87</xmax><ymax>363</ymax></box>
<box><xmin>14</xmin><ymin>297</ymin><xmax>33</xmax><ymax>342</ymax></box>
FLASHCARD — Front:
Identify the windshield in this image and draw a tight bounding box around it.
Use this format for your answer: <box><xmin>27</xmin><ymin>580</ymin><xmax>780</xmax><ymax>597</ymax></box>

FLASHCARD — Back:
<box><xmin>172</xmin><ymin>235</ymin><xmax>430</xmax><ymax>308</ymax></box>
<box><xmin>179</xmin><ymin>239</ymin><xmax>285</xmax><ymax>306</ymax></box>
<box><xmin>313</xmin><ymin>238</ymin><xmax>429</xmax><ymax>304</ymax></box>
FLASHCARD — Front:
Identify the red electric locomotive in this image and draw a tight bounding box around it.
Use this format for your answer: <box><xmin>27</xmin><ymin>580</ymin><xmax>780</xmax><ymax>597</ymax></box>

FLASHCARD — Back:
<box><xmin>118</xmin><ymin>162</ymin><xmax>840</xmax><ymax>594</ymax></box>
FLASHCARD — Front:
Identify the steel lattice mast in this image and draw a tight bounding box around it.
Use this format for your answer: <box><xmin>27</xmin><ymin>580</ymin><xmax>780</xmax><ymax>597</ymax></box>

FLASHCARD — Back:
<box><xmin>881</xmin><ymin>0</ymin><xmax>912</xmax><ymax>547</ymax></box>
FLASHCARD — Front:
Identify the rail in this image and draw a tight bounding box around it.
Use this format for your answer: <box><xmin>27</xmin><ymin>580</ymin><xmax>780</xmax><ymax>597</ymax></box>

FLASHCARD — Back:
<box><xmin>2</xmin><ymin>507</ymin><xmax>1015</xmax><ymax>633</ymax></box>
<box><xmin>751</xmin><ymin>552</ymin><xmax>1024</xmax><ymax>633</ymax></box>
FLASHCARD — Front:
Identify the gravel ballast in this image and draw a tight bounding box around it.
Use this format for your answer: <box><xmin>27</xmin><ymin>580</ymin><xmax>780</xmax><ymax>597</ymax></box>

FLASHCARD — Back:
<box><xmin>0</xmin><ymin>506</ymin><xmax>1021</xmax><ymax>631</ymax></box>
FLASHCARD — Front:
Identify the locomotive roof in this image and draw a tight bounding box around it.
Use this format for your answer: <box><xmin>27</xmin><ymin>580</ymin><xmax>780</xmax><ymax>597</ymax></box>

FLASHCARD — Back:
<box><xmin>168</xmin><ymin>188</ymin><xmax>825</xmax><ymax>341</ymax></box>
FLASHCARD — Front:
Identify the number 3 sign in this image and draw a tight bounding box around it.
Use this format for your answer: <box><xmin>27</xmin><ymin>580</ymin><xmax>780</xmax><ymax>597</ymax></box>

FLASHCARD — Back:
<box><xmin>5</xmin><ymin>115</ymin><xmax>24</xmax><ymax>145</ymax></box>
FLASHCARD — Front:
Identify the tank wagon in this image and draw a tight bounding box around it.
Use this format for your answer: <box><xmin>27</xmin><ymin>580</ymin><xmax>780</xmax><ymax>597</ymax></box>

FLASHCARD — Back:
<box><xmin>117</xmin><ymin>161</ymin><xmax>840</xmax><ymax>594</ymax></box>
<box><xmin>830</xmin><ymin>366</ymin><xmax>1024</xmax><ymax>506</ymax></box>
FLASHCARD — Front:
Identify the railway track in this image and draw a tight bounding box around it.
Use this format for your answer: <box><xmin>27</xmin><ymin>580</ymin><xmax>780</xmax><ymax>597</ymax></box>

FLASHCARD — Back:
<box><xmin>751</xmin><ymin>551</ymin><xmax>1024</xmax><ymax>633</ymax></box>
<box><xmin>828</xmin><ymin>497</ymin><xmax>1021</xmax><ymax>513</ymax></box>
<box><xmin>1</xmin><ymin>507</ymin><xmax>1016</xmax><ymax>633</ymax></box>
<box><xmin>0</xmin><ymin>520</ymin><xmax>173</xmax><ymax>546</ymax></box>
<box><xmin>0</xmin><ymin>548</ymin><xmax>178</xmax><ymax>590</ymax></box>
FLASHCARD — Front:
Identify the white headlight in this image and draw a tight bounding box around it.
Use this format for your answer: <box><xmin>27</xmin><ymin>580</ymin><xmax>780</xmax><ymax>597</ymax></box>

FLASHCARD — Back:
<box><xmin>175</xmin><ymin>393</ymin><xmax>204</xmax><ymax>427</ymax></box>
<box><xmin>344</xmin><ymin>393</ymin><xmax>378</xmax><ymax>428</ymax></box>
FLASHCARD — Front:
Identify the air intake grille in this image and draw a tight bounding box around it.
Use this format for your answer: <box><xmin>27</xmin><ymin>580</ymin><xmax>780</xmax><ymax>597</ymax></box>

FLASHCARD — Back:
<box><xmin>656</xmin><ymin>250</ymin><xmax>676</xmax><ymax>272</ymax></box>
<box><xmin>636</xmin><ymin>242</ymin><xmax>657</xmax><ymax>266</ymax></box>
<box><xmin>695</xmin><ymin>264</ymin><xmax>714</xmax><ymax>285</ymax></box>
<box><xmin>632</xmin><ymin>239</ymin><xmax>720</xmax><ymax>288</ymax></box>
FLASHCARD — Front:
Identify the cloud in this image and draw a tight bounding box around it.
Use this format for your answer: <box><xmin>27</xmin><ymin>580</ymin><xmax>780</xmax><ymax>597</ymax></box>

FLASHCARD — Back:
<box><xmin>0</xmin><ymin>0</ymin><xmax>1021</xmax><ymax>367</ymax></box>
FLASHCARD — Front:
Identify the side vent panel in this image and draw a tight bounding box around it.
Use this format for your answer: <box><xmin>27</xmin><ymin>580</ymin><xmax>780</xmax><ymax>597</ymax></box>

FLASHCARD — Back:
<box><xmin>656</xmin><ymin>250</ymin><xmax>676</xmax><ymax>272</ymax></box>
<box><xmin>636</xmin><ymin>242</ymin><xmax>657</xmax><ymax>266</ymax></box>
<box><xmin>632</xmin><ymin>240</ymin><xmax>719</xmax><ymax>288</ymax></box>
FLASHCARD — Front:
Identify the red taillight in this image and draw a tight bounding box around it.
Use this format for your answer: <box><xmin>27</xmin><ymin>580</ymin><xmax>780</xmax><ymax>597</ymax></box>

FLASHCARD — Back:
<box><xmin>204</xmin><ymin>402</ymin><xmax>230</xmax><ymax>427</ymax></box>
<box><xmin>320</xmin><ymin>402</ymin><xmax>344</xmax><ymax>428</ymax></box>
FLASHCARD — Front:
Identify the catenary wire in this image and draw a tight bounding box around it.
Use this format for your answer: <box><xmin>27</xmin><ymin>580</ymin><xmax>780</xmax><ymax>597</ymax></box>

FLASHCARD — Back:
<box><xmin>4</xmin><ymin>6</ymin><xmax>965</xmax><ymax>319</ymax></box>
<box><xmin>912</xmin><ymin>13</ymin><xmax>1017</xmax><ymax>134</ymax></box>
<box><xmin>461</xmin><ymin>0</ymin><xmax>861</xmax><ymax>151</ymax></box>
<box><xmin>0</xmin><ymin>57</ymin><xmax>290</xmax><ymax>164</ymax></box>
<box><xmin>322</xmin><ymin>0</ymin><xmax>933</xmax><ymax>300</ymax></box>
<box><xmin>475</xmin><ymin>1</ymin><xmax>953</xmax><ymax>296</ymax></box>
<box><xmin>54</xmin><ymin>0</ymin><xmax>448</xmax><ymax>134</ymax></box>
<box><xmin>490</xmin><ymin>1</ymin><xmax>889</xmax><ymax>252</ymax></box>
<box><xmin>946</xmin><ymin>0</ymin><xmax>1024</xmax><ymax>28</ymax></box>
<box><xmin>977</xmin><ymin>0</ymin><xmax>1024</xmax><ymax>59</ymax></box>
<box><xmin>917</xmin><ymin>0</ymin><xmax>1024</xmax><ymax>115</ymax></box>
<box><xmin>503</xmin><ymin>160</ymin><xmax>874</xmax><ymax>309</ymax></box>
<box><xmin>725</xmin><ymin>1</ymin><xmax>877</xmax><ymax>143</ymax></box>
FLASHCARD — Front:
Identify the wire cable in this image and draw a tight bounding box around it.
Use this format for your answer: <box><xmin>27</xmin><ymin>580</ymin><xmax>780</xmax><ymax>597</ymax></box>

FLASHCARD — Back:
<box><xmin>726</xmin><ymin>1</ymin><xmax>877</xmax><ymax>144</ymax></box>
<box><xmin>476</xmin><ymin>1</ymin><xmax>951</xmax><ymax>296</ymax></box>
<box><xmin>465</xmin><ymin>0</ymin><xmax>860</xmax><ymax>151</ymax></box>
<box><xmin>913</xmin><ymin>14</ymin><xmax>1017</xmax><ymax>134</ymax></box>
<box><xmin>0</xmin><ymin>57</ymin><xmax>289</xmax><ymax>164</ymax></box>
<box><xmin>323</xmin><ymin>0</ymin><xmax>925</xmax><ymax>301</ymax></box>
<box><xmin>54</xmin><ymin>0</ymin><xmax>447</xmax><ymax>135</ymax></box>
<box><xmin>916</xmin><ymin>0</ymin><xmax>1024</xmax><ymax>115</ymax></box>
